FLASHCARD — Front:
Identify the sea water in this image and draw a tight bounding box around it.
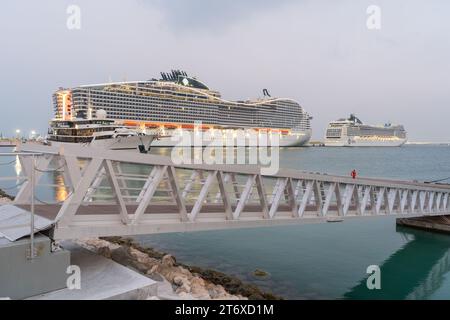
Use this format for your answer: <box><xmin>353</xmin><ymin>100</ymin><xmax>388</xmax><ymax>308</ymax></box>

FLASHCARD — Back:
<box><xmin>2</xmin><ymin>145</ymin><xmax>450</xmax><ymax>299</ymax></box>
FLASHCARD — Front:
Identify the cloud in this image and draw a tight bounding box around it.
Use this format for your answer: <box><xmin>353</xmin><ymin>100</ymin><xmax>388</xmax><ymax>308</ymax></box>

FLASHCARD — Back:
<box><xmin>145</xmin><ymin>0</ymin><xmax>297</xmax><ymax>32</ymax></box>
<box><xmin>1</xmin><ymin>0</ymin><xmax>450</xmax><ymax>141</ymax></box>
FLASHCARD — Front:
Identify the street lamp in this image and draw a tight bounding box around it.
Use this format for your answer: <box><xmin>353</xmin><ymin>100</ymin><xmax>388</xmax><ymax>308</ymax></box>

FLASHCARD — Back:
<box><xmin>30</xmin><ymin>130</ymin><xmax>37</xmax><ymax>140</ymax></box>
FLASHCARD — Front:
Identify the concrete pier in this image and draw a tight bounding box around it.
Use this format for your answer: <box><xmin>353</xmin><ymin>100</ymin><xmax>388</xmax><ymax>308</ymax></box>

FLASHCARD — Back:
<box><xmin>29</xmin><ymin>242</ymin><xmax>157</xmax><ymax>300</ymax></box>
<box><xmin>0</xmin><ymin>140</ymin><xmax>17</xmax><ymax>147</ymax></box>
<box><xmin>397</xmin><ymin>215</ymin><xmax>450</xmax><ymax>234</ymax></box>
<box><xmin>0</xmin><ymin>234</ymin><xmax>70</xmax><ymax>299</ymax></box>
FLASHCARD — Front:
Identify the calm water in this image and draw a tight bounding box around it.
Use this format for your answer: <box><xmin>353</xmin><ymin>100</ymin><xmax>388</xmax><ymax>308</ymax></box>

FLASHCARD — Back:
<box><xmin>2</xmin><ymin>145</ymin><xmax>450</xmax><ymax>299</ymax></box>
<box><xmin>135</xmin><ymin>145</ymin><xmax>450</xmax><ymax>300</ymax></box>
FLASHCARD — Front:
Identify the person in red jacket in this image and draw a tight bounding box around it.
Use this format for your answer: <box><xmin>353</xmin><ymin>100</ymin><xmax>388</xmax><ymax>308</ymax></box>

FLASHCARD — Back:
<box><xmin>351</xmin><ymin>169</ymin><xmax>357</xmax><ymax>179</ymax></box>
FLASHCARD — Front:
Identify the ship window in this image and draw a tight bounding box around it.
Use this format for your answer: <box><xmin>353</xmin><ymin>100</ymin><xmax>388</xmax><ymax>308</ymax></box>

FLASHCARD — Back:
<box><xmin>326</xmin><ymin>128</ymin><xmax>342</xmax><ymax>138</ymax></box>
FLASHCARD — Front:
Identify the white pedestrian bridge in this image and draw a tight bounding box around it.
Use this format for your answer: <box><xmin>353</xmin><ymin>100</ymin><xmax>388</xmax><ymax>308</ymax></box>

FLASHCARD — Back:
<box><xmin>1</xmin><ymin>144</ymin><xmax>450</xmax><ymax>241</ymax></box>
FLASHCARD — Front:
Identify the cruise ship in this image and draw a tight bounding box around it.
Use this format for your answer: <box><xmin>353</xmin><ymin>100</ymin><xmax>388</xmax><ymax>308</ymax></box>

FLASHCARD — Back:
<box><xmin>52</xmin><ymin>70</ymin><xmax>312</xmax><ymax>147</ymax></box>
<box><xmin>324</xmin><ymin>114</ymin><xmax>407</xmax><ymax>147</ymax></box>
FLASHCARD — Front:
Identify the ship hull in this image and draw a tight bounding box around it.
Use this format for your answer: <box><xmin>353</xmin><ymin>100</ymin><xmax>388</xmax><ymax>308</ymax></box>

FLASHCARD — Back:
<box><xmin>324</xmin><ymin>137</ymin><xmax>407</xmax><ymax>147</ymax></box>
<box><xmin>49</xmin><ymin>135</ymin><xmax>155</xmax><ymax>151</ymax></box>
<box><xmin>150</xmin><ymin>129</ymin><xmax>311</xmax><ymax>147</ymax></box>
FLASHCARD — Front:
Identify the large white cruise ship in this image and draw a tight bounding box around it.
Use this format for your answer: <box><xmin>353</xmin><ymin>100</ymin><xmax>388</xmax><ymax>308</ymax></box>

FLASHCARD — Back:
<box><xmin>52</xmin><ymin>70</ymin><xmax>312</xmax><ymax>147</ymax></box>
<box><xmin>324</xmin><ymin>114</ymin><xmax>407</xmax><ymax>147</ymax></box>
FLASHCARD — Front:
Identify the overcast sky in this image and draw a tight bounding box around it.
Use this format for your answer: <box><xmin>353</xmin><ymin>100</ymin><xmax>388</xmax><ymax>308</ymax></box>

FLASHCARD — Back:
<box><xmin>1</xmin><ymin>0</ymin><xmax>449</xmax><ymax>141</ymax></box>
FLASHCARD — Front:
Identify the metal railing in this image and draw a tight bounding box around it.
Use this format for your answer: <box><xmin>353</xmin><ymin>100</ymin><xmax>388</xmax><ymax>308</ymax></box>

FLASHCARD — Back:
<box><xmin>3</xmin><ymin>144</ymin><xmax>450</xmax><ymax>240</ymax></box>
<box><xmin>0</xmin><ymin>152</ymin><xmax>42</xmax><ymax>259</ymax></box>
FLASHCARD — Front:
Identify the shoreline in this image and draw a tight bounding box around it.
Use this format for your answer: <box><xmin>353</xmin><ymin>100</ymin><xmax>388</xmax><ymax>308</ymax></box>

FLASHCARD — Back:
<box><xmin>94</xmin><ymin>236</ymin><xmax>282</xmax><ymax>300</ymax></box>
<box><xmin>0</xmin><ymin>189</ymin><xmax>14</xmax><ymax>200</ymax></box>
<box><xmin>397</xmin><ymin>216</ymin><xmax>450</xmax><ymax>234</ymax></box>
<box><xmin>0</xmin><ymin>189</ymin><xmax>14</xmax><ymax>204</ymax></box>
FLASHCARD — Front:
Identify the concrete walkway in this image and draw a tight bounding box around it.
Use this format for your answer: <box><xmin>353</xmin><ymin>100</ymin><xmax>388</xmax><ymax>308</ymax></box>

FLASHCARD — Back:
<box><xmin>28</xmin><ymin>242</ymin><xmax>157</xmax><ymax>300</ymax></box>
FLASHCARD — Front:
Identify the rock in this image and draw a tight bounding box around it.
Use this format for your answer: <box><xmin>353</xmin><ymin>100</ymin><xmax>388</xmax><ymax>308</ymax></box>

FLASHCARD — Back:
<box><xmin>175</xmin><ymin>282</ymin><xmax>191</xmax><ymax>294</ymax></box>
<box><xmin>173</xmin><ymin>275</ymin><xmax>189</xmax><ymax>287</ymax></box>
<box><xmin>206</xmin><ymin>283</ymin><xmax>246</xmax><ymax>300</ymax></box>
<box><xmin>111</xmin><ymin>247</ymin><xmax>134</xmax><ymax>265</ymax></box>
<box><xmin>78</xmin><ymin>238</ymin><xmax>120</xmax><ymax>252</ymax></box>
<box><xmin>191</xmin><ymin>276</ymin><xmax>205</xmax><ymax>287</ymax></box>
<box><xmin>253</xmin><ymin>269</ymin><xmax>269</xmax><ymax>278</ymax></box>
<box><xmin>187</xmin><ymin>267</ymin><xmax>281</xmax><ymax>300</ymax></box>
<box><xmin>190</xmin><ymin>277</ymin><xmax>211</xmax><ymax>300</ymax></box>
<box><xmin>130</xmin><ymin>247</ymin><xmax>153</xmax><ymax>263</ymax></box>
<box><xmin>97</xmin><ymin>246</ymin><xmax>111</xmax><ymax>258</ymax></box>
<box><xmin>161</xmin><ymin>254</ymin><xmax>176</xmax><ymax>267</ymax></box>
<box><xmin>208</xmin><ymin>284</ymin><xmax>227</xmax><ymax>299</ymax></box>
<box><xmin>110</xmin><ymin>247</ymin><xmax>148</xmax><ymax>274</ymax></box>
<box><xmin>179</xmin><ymin>266</ymin><xmax>192</xmax><ymax>275</ymax></box>
<box><xmin>147</xmin><ymin>264</ymin><xmax>160</xmax><ymax>275</ymax></box>
<box><xmin>173</xmin><ymin>275</ymin><xmax>194</xmax><ymax>295</ymax></box>
<box><xmin>0</xmin><ymin>189</ymin><xmax>14</xmax><ymax>201</ymax></box>
<box><xmin>129</xmin><ymin>248</ymin><xmax>161</xmax><ymax>273</ymax></box>
<box><xmin>81</xmin><ymin>237</ymin><xmax>275</xmax><ymax>300</ymax></box>
<box><xmin>177</xmin><ymin>292</ymin><xmax>196</xmax><ymax>300</ymax></box>
<box><xmin>162</xmin><ymin>269</ymin><xmax>182</xmax><ymax>283</ymax></box>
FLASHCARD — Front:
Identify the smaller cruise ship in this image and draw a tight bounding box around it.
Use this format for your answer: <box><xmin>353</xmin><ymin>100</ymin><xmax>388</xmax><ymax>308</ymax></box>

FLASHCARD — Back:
<box><xmin>324</xmin><ymin>114</ymin><xmax>407</xmax><ymax>147</ymax></box>
<box><xmin>46</xmin><ymin>110</ymin><xmax>157</xmax><ymax>152</ymax></box>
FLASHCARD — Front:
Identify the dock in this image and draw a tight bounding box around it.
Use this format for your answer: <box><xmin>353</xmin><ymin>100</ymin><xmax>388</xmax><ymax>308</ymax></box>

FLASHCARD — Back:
<box><xmin>397</xmin><ymin>215</ymin><xmax>450</xmax><ymax>234</ymax></box>
<box><xmin>0</xmin><ymin>139</ymin><xmax>17</xmax><ymax>147</ymax></box>
<box><xmin>28</xmin><ymin>241</ymin><xmax>157</xmax><ymax>300</ymax></box>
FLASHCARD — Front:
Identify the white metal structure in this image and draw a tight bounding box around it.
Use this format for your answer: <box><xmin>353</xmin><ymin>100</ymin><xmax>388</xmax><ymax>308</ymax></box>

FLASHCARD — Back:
<box><xmin>0</xmin><ymin>152</ymin><xmax>43</xmax><ymax>259</ymax></box>
<box><xmin>3</xmin><ymin>144</ymin><xmax>450</xmax><ymax>240</ymax></box>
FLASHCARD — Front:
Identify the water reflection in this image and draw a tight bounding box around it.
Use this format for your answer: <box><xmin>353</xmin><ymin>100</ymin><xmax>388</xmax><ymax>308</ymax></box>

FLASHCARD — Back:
<box><xmin>54</xmin><ymin>173</ymin><xmax>68</xmax><ymax>202</ymax></box>
<box><xmin>14</xmin><ymin>155</ymin><xmax>21</xmax><ymax>177</ymax></box>
<box><xmin>344</xmin><ymin>227</ymin><xmax>450</xmax><ymax>300</ymax></box>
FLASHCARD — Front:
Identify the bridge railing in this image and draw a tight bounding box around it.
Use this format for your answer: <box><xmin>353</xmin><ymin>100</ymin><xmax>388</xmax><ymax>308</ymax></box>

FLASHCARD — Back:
<box><xmin>0</xmin><ymin>151</ymin><xmax>44</xmax><ymax>258</ymax></box>
<box><xmin>6</xmin><ymin>143</ymin><xmax>450</xmax><ymax>239</ymax></box>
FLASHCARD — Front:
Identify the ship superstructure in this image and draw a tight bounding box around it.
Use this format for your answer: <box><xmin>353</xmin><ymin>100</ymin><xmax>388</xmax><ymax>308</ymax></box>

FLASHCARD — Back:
<box><xmin>324</xmin><ymin>114</ymin><xmax>407</xmax><ymax>147</ymax></box>
<box><xmin>53</xmin><ymin>70</ymin><xmax>312</xmax><ymax>147</ymax></box>
<box><xmin>46</xmin><ymin>112</ymin><xmax>156</xmax><ymax>152</ymax></box>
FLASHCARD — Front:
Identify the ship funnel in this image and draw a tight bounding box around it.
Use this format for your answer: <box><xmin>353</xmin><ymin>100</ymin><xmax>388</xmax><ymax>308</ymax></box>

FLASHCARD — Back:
<box><xmin>263</xmin><ymin>89</ymin><xmax>271</xmax><ymax>97</ymax></box>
